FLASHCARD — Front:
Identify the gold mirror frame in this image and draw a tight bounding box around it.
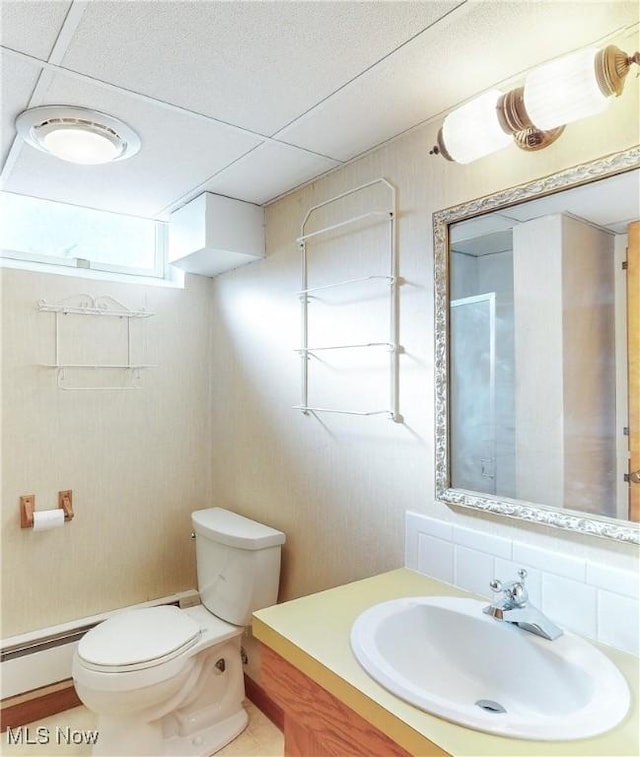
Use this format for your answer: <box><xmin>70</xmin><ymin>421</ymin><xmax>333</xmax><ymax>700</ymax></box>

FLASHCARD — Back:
<box><xmin>433</xmin><ymin>145</ymin><xmax>640</xmax><ymax>545</ymax></box>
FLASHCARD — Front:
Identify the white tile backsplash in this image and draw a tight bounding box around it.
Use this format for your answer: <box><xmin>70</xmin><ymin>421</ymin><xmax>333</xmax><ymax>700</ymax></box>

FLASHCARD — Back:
<box><xmin>411</xmin><ymin>510</ymin><xmax>453</xmax><ymax>541</ymax></box>
<box><xmin>404</xmin><ymin>511</ymin><xmax>422</xmax><ymax>569</ymax></box>
<box><xmin>417</xmin><ymin>533</ymin><xmax>454</xmax><ymax>584</ymax></box>
<box><xmin>454</xmin><ymin>545</ymin><xmax>494</xmax><ymax>597</ymax></box>
<box><xmin>541</xmin><ymin>574</ymin><xmax>598</xmax><ymax>639</ymax></box>
<box><xmin>452</xmin><ymin>524</ymin><xmax>512</xmax><ymax>559</ymax></box>
<box><xmin>512</xmin><ymin>542</ymin><xmax>585</xmax><ymax>582</ymax></box>
<box><xmin>597</xmin><ymin>591</ymin><xmax>640</xmax><ymax>656</ymax></box>
<box><xmin>586</xmin><ymin>563</ymin><xmax>640</xmax><ymax>599</ymax></box>
<box><xmin>405</xmin><ymin>511</ymin><xmax>639</xmax><ymax>656</ymax></box>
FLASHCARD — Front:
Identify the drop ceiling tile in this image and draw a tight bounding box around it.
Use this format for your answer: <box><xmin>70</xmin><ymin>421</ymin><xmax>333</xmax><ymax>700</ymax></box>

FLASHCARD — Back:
<box><xmin>275</xmin><ymin>51</ymin><xmax>440</xmax><ymax>163</ymax></box>
<box><xmin>278</xmin><ymin>0</ymin><xmax>639</xmax><ymax>161</ymax></box>
<box><xmin>60</xmin><ymin>0</ymin><xmax>459</xmax><ymax>135</ymax></box>
<box><xmin>200</xmin><ymin>142</ymin><xmax>341</xmax><ymax>206</ymax></box>
<box><xmin>1</xmin><ymin>51</ymin><xmax>42</xmax><ymax>168</ymax></box>
<box><xmin>3</xmin><ymin>72</ymin><xmax>262</xmax><ymax>218</ymax></box>
<box><xmin>0</xmin><ymin>0</ymin><xmax>71</xmax><ymax>60</ymax></box>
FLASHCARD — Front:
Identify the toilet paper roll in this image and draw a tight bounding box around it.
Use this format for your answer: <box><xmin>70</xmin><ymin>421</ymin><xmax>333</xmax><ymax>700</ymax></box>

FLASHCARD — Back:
<box><xmin>32</xmin><ymin>509</ymin><xmax>65</xmax><ymax>531</ymax></box>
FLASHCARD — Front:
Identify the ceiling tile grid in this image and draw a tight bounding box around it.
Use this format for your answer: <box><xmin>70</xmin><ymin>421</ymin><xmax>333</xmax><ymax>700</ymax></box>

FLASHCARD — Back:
<box><xmin>0</xmin><ymin>0</ymin><xmax>71</xmax><ymax>60</ymax></box>
<box><xmin>200</xmin><ymin>141</ymin><xmax>341</xmax><ymax>207</ymax></box>
<box><xmin>3</xmin><ymin>71</ymin><xmax>264</xmax><ymax>217</ymax></box>
<box><xmin>58</xmin><ymin>0</ymin><xmax>459</xmax><ymax>135</ymax></box>
<box><xmin>1</xmin><ymin>0</ymin><xmax>638</xmax><ymax>218</ymax></box>
<box><xmin>1</xmin><ymin>51</ymin><xmax>42</xmax><ymax>167</ymax></box>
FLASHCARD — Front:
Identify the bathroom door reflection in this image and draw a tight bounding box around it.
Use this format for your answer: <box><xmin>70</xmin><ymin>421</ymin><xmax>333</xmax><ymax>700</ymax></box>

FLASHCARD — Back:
<box><xmin>629</xmin><ymin>221</ymin><xmax>640</xmax><ymax>521</ymax></box>
<box><xmin>450</xmin><ymin>293</ymin><xmax>496</xmax><ymax>495</ymax></box>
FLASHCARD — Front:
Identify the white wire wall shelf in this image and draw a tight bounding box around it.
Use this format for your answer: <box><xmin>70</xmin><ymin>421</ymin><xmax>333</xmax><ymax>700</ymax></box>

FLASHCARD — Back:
<box><xmin>297</xmin><ymin>274</ymin><xmax>395</xmax><ymax>296</ymax></box>
<box><xmin>297</xmin><ymin>210</ymin><xmax>391</xmax><ymax>243</ymax></box>
<box><xmin>295</xmin><ymin>178</ymin><xmax>403</xmax><ymax>422</ymax></box>
<box><xmin>36</xmin><ymin>294</ymin><xmax>153</xmax><ymax>318</ymax></box>
<box><xmin>37</xmin><ymin>294</ymin><xmax>155</xmax><ymax>391</ymax></box>
<box><xmin>291</xmin><ymin>405</ymin><xmax>393</xmax><ymax>417</ymax></box>
<box><xmin>295</xmin><ymin>341</ymin><xmax>398</xmax><ymax>353</ymax></box>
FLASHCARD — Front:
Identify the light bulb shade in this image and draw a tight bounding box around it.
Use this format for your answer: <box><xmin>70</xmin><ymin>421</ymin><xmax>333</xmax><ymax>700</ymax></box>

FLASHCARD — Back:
<box><xmin>16</xmin><ymin>106</ymin><xmax>140</xmax><ymax>164</ymax></box>
<box><xmin>40</xmin><ymin>124</ymin><xmax>122</xmax><ymax>165</ymax></box>
<box><xmin>439</xmin><ymin>90</ymin><xmax>512</xmax><ymax>164</ymax></box>
<box><xmin>523</xmin><ymin>48</ymin><xmax>608</xmax><ymax>130</ymax></box>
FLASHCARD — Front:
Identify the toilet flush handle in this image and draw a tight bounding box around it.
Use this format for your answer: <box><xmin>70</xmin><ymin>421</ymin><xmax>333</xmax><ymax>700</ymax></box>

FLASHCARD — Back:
<box><xmin>190</xmin><ymin>530</ymin><xmax>196</xmax><ymax>539</ymax></box>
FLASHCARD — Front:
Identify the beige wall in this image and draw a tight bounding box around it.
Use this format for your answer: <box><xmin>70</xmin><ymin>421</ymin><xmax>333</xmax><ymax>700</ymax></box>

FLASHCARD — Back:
<box><xmin>1</xmin><ymin>27</ymin><xmax>638</xmax><ymax>641</ymax></box>
<box><xmin>209</xmin><ymin>30</ymin><xmax>640</xmax><ymax>607</ymax></box>
<box><xmin>1</xmin><ymin>270</ymin><xmax>211</xmax><ymax>636</ymax></box>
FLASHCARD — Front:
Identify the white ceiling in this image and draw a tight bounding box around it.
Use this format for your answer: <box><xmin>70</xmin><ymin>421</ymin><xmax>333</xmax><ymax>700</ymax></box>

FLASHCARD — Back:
<box><xmin>1</xmin><ymin>0</ymin><xmax>638</xmax><ymax>219</ymax></box>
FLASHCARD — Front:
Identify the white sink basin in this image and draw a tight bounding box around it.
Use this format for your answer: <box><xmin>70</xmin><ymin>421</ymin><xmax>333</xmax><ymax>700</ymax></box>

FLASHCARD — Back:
<box><xmin>350</xmin><ymin>596</ymin><xmax>630</xmax><ymax>740</ymax></box>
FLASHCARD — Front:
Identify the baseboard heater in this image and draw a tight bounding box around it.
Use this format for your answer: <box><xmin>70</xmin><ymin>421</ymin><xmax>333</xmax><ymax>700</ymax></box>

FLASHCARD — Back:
<box><xmin>1</xmin><ymin>590</ymin><xmax>199</xmax><ymax>700</ymax></box>
<box><xmin>1</xmin><ymin>619</ymin><xmax>127</xmax><ymax>663</ymax></box>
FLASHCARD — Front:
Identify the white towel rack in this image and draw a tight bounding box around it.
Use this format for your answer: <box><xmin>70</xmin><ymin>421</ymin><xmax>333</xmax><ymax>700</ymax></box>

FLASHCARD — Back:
<box><xmin>295</xmin><ymin>178</ymin><xmax>402</xmax><ymax>422</ymax></box>
<box><xmin>37</xmin><ymin>294</ymin><xmax>155</xmax><ymax>390</ymax></box>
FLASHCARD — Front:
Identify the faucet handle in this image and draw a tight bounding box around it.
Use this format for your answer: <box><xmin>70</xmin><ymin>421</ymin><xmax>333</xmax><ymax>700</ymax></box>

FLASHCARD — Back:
<box><xmin>488</xmin><ymin>569</ymin><xmax>529</xmax><ymax>606</ymax></box>
<box><xmin>508</xmin><ymin>581</ymin><xmax>528</xmax><ymax>606</ymax></box>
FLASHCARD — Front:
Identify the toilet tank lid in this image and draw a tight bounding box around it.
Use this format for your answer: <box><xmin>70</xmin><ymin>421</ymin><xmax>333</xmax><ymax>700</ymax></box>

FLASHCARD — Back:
<box><xmin>192</xmin><ymin>508</ymin><xmax>285</xmax><ymax>550</ymax></box>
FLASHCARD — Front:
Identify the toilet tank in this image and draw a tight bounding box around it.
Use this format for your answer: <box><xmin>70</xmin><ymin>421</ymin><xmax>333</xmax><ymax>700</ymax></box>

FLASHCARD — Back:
<box><xmin>191</xmin><ymin>508</ymin><xmax>286</xmax><ymax>626</ymax></box>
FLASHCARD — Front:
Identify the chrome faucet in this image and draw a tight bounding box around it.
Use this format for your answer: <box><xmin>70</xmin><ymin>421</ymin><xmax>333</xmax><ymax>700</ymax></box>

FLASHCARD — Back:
<box><xmin>483</xmin><ymin>569</ymin><xmax>563</xmax><ymax>641</ymax></box>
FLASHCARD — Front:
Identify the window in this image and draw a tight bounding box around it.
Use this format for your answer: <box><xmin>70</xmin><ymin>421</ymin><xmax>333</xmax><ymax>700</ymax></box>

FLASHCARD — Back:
<box><xmin>0</xmin><ymin>192</ymin><xmax>168</xmax><ymax>279</ymax></box>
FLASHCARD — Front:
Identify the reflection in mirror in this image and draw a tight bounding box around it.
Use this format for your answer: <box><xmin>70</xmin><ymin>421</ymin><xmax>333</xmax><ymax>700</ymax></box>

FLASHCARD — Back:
<box><xmin>434</xmin><ymin>148</ymin><xmax>640</xmax><ymax>544</ymax></box>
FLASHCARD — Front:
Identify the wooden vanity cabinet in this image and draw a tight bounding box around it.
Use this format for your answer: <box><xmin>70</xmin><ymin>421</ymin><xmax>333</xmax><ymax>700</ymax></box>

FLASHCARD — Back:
<box><xmin>258</xmin><ymin>642</ymin><xmax>446</xmax><ymax>756</ymax></box>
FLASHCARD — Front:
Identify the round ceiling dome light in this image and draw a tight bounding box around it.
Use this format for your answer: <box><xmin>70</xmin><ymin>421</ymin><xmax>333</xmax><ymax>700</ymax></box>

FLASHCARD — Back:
<box><xmin>16</xmin><ymin>105</ymin><xmax>141</xmax><ymax>165</ymax></box>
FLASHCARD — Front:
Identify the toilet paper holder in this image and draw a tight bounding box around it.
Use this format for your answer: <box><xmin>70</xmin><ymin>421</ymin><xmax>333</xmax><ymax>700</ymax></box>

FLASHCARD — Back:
<box><xmin>20</xmin><ymin>490</ymin><xmax>74</xmax><ymax>529</ymax></box>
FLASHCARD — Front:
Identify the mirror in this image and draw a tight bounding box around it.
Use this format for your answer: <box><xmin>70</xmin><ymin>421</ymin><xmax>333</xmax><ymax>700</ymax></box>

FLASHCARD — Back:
<box><xmin>434</xmin><ymin>147</ymin><xmax>640</xmax><ymax>544</ymax></box>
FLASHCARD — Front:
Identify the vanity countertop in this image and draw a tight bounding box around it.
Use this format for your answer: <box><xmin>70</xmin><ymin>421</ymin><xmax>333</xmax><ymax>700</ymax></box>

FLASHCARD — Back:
<box><xmin>252</xmin><ymin>568</ymin><xmax>639</xmax><ymax>756</ymax></box>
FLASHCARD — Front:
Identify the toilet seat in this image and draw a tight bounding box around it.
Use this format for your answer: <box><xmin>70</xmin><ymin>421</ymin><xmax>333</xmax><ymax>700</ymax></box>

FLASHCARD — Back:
<box><xmin>73</xmin><ymin>604</ymin><xmax>242</xmax><ymax>695</ymax></box>
<box><xmin>77</xmin><ymin>606</ymin><xmax>201</xmax><ymax>673</ymax></box>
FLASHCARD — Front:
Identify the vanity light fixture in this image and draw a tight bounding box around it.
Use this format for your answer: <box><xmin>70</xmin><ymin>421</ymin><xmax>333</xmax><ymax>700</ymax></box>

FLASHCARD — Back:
<box><xmin>437</xmin><ymin>90</ymin><xmax>513</xmax><ymax>165</ymax></box>
<box><xmin>16</xmin><ymin>105</ymin><xmax>141</xmax><ymax>165</ymax></box>
<box><xmin>432</xmin><ymin>45</ymin><xmax>640</xmax><ymax>163</ymax></box>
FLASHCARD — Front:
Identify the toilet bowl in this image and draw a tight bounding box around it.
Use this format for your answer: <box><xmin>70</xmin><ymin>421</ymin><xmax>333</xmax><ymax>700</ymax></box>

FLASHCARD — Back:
<box><xmin>72</xmin><ymin>508</ymin><xmax>285</xmax><ymax>756</ymax></box>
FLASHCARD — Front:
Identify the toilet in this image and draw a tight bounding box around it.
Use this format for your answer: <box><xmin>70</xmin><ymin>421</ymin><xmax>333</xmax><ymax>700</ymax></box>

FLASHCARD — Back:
<box><xmin>72</xmin><ymin>508</ymin><xmax>285</xmax><ymax>757</ymax></box>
